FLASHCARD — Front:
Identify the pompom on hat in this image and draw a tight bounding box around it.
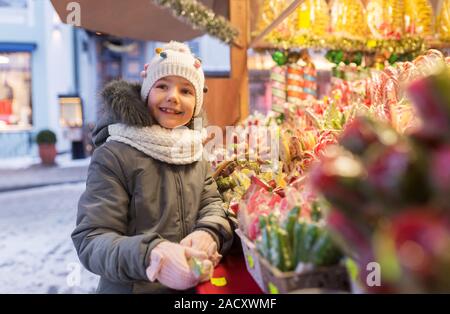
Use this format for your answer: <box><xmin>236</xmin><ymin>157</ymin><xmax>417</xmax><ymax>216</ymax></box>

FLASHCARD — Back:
<box><xmin>140</xmin><ymin>41</ymin><xmax>205</xmax><ymax>117</ymax></box>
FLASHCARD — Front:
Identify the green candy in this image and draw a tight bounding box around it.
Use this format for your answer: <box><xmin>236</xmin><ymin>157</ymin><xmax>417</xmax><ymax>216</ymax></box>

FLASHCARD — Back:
<box><xmin>269</xmin><ymin>226</ymin><xmax>281</xmax><ymax>269</ymax></box>
<box><xmin>278</xmin><ymin>228</ymin><xmax>294</xmax><ymax>271</ymax></box>
<box><xmin>388</xmin><ymin>53</ymin><xmax>399</xmax><ymax>64</ymax></box>
<box><xmin>334</xmin><ymin>50</ymin><xmax>344</xmax><ymax>64</ymax></box>
<box><xmin>298</xmin><ymin>223</ymin><xmax>320</xmax><ymax>263</ymax></box>
<box><xmin>283</xmin><ymin>206</ymin><xmax>301</xmax><ymax>248</ymax></box>
<box><xmin>325</xmin><ymin>50</ymin><xmax>336</xmax><ymax>63</ymax></box>
<box><xmin>353</xmin><ymin>51</ymin><xmax>363</xmax><ymax>66</ymax></box>
<box><xmin>293</xmin><ymin>220</ymin><xmax>307</xmax><ymax>266</ymax></box>
<box><xmin>310</xmin><ymin>232</ymin><xmax>343</xmax><ymax>267</ymax></box>
<box><xmin>311</xmin><ymin>202</ymin><xmax>322</xmax><ymax>222</ymax></box>
<box><xmin>272</xmin><ymin>51</ymin><xmax>288</xmax><ymax>66</ymax></box>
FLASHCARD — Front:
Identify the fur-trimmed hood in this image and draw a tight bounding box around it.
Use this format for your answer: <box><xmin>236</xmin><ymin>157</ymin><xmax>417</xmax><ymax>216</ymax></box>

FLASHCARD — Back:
<box><xmin>93</xmin><ymin>80</ymin><xmax>153</xmax><ymax>147</ymax></box>
<box><xmin>92</xmin><ymin>80</ymin><xmax>206</xmax><ymax>148</ymax></box>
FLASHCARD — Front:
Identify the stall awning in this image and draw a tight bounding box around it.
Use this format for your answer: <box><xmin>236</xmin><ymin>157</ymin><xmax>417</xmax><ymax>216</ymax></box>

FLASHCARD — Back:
<box><xmin>50</xmin><ymin>0</ymin><xmax>230</xmax><ymax>42</ymax></box>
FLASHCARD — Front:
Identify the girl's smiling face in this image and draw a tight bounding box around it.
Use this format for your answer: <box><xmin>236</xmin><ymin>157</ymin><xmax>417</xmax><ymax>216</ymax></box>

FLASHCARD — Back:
<box><xmin>147</xmin><ymin>76</ymin><xmax>196</xmax><ymax>129</ymax></box>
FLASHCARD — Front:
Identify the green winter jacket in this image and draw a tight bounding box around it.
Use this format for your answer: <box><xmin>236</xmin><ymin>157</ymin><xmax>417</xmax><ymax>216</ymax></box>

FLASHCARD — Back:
<box><xmin>71</xmin><ymin>80</ymin><xmax>233</xmax><ymax>294</ymax></box>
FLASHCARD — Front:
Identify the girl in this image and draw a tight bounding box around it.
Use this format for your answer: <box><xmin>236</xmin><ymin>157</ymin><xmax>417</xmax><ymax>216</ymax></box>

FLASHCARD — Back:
<box><xmin>72</xmin><ymin>41</ymin><xmax>233</xmax><ymax>294</ymax></box>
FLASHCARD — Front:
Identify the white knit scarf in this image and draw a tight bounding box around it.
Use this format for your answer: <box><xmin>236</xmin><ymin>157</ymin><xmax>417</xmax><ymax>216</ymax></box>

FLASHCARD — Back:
<box><xmin>107</xmin><ymin>123</ymin><xmax>205</xmax><ymax>165</ymax></box>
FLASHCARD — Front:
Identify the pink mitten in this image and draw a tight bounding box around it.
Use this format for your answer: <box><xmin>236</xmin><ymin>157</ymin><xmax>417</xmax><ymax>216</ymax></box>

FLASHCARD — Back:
<box><xmin>146</xmin><ymin>241</ymin><xmax>212</xmax><ymax>290</ymax></box>
<box><xmin>180</xmin><ymin>230</ymin><xmax>222</xmax><ymax>267</ymax></box>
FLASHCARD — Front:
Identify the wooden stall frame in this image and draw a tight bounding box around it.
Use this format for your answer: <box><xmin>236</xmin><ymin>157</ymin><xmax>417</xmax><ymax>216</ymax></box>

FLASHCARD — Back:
<box><xmin>205</xmin><ymin>0</ymin><xmax>250</xmax><ymax>129</ymax></box>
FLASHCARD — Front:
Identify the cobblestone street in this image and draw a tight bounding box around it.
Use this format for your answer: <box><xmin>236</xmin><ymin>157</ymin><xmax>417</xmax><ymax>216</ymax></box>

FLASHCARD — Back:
<box><xmin>0</xmin><ymin>183</ymin><xmax>99</xmax><ymax>293</ymax></box>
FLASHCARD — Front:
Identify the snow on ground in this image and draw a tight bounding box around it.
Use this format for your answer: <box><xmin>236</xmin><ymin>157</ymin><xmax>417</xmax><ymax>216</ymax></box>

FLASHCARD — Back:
<box><xmin>0</xmin><ymin>153</ymin><xmax>91</xmax><ymax>170</ymax></box>
<box><xmin>0</xmin><ymin>183</ymin><xmax>99</xmax><ymax>293</ymax></box>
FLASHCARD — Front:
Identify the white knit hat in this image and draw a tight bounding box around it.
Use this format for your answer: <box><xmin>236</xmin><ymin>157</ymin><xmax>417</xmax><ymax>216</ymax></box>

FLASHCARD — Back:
<box><xmin>140</xmin><ymin>41</ymin><xmax>205</xmax><ymax>117</ymax></box>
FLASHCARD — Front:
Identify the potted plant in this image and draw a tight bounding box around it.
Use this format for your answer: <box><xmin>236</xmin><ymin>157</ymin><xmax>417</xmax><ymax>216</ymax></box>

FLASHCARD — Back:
<box><xmin>36</xmin><ymin>129</ymin><xmax>57</xmax><ymax>165</ymax></box>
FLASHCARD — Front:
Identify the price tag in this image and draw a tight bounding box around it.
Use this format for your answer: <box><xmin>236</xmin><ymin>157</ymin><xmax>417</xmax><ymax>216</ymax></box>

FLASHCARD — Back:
<box><xmin>247</xmin><ymin>254</ymin><xmax>254</xmax><ymax>269</ymax></box>
<box><xmin>211</xmin><ymin>277</ymin><xmax>227</xmax><ymax>287</ymax></box>
<box><xmin>345</xmin><ymin>258</ymin><xmax>359</xmax><ymax>281</ymax></box>
<box><xmin>268</xmin><ymin>282</ymin><xmax>279</xmax><ymax>294</ymax></box>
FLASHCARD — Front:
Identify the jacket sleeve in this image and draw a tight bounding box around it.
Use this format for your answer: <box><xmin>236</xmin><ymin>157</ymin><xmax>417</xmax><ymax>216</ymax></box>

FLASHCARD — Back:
<box><xmin>194</xmin><ymin>161</ymin><xmax>234</xmax><ymax>255</ymax></box>
<box><xmin>71</xmin><ymin>145</ymin><xmax>165</xmax><ymax>283</ymax></box>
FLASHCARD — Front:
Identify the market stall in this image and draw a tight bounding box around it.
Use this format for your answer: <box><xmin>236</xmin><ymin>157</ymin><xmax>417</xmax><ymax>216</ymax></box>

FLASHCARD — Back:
<box><xmin>207</xmin><ymin>0</ymin><xmax>450</xmax><ymax>294</ymax></box>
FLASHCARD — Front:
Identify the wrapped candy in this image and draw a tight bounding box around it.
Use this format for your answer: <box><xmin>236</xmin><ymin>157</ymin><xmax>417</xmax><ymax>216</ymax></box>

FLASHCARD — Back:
<box><xmin>436</xmin><ymin>0</ymin><xmax>450</xmax><ymax>42</ymax></box>
<box><xmin>257</xmin><ymin>0</ymin><xmax>295</xmax><ymax>41</ymax></box>
<box><xmin>287</xmin><ymin>63</ymin><xmax>305</xmax><ymax>104</ymax></box>
<box><xmin>366</xmin><ymin>0</ymin><xmax>405</xmax><ymax>39</ymax></box>
<box><xmin>413</xmin><ymin>49</ymin><xmax>445</xmax><ymax>77</ymax></box>
<box><xmin>295</xmin><ymin>0</ymin><xmax>330</xmax><ymax>37</ymax></box>
<box><xmin>367</xmin><ymin>51</ymin><xmax>446</xmax><ymax>133</ymax></box>
<box><xmin>287</xmin><ymin>53</ymin><xmax>318</xmax><ymax>104</ymax></box>
<box><xmin>404</xmin><ymin>0</ymin><xmax>434</xmax><ymax>37</ymax></box>
<box><xmin>330</xmin><ymin>0</ymin><xmax>368</xmax><ymax>40</ymax></box>
<box><xmin>302</xmin><ymin>52</ymin><xmax>318</xmax><ymax>99</ymax></box>
<box><xmin>270</xmin><ymin>65</ymin><xmax>287</xmax><ymax>113</ymax></box>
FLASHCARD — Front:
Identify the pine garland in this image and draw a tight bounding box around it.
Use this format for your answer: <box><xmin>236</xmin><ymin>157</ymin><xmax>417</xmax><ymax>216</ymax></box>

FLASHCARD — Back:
<box><xmin>153</xmin><ymin>0</ymin><xmax>239</xmax><ymax>45</ymax></box>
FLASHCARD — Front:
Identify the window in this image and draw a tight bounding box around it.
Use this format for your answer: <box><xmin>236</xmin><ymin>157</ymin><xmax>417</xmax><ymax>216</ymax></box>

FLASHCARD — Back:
<box><xmin>0</xmin><ymin>52</ymin><xmax>32</xmax><ymax>129</ymax></box>
<box><xmin>0</xmin><ymin>0</ymin><xmax>28</xmax><ymax>9</ymax></box>
<box><xmin>188</xmin><ymin>40</ymin><xmax>200</xmax><ymax>57</ymax></box>
<box><xmin>0</xmin><ymin>0</ymin><xmax>31</xmax><ymax>25</ymax></box>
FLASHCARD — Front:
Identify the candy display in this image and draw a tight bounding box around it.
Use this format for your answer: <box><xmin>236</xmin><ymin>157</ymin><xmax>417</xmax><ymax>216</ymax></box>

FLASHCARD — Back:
<box><xmin>311</xmin><ymin>67</ymin><xmax>450</xmax><ymax>292</ymax></box>
<box><xmin>404</xmin><ymin>0</ymin><xmax>434</xmax><ymax>37</ymax></box>
<box><xmin>256</xmin><ymin>207</ymin><xmax>343</xmax><ymax>271</ymax></box>
<box><xmin>255</xmin><ymin>0</ymin><xmax>439</xmax><ymax>54</ymax></box>
<box><xmin>436</xmin><ymin>0</ymin><xmax>450</xmax><ymax>42</ymax></box>
<box><xmin>366</xmin><ymin>0</ymin><xmax>405</xmax><ymax>39</ymax></box>
<box><xmin>245</xmin><ymin>0</ymin><xmax>450</xmax><ymax>291</ymax></box>
<box><xmin>330</xmin><ymin>0</ymin><xmax>368</xmax><ymax>40</ymax></box>
<box><xmin>369</xmin><ymin>49</ymin><xmax>448</xmax><ymax>133</ymax></box>
<box><xmin>257</xmin><ymin>0</ymin><xmax>295</xmax><ymax>42</ymax></box>
<box><xmin>295</xmin><ymin>0</ymin><xmax>330</xmax><ymax>37</ymax></box>
<box><xmin>257</xmin><ymin>0</ymin><xmax>284</xmax><ymax>34</ymax></box>
<box><xmin>222</xmin><ymin>44</ymin><xmax>449</xmax><ymax>292</ymax></box>
<box><xmin>285</xmin><ymin>51</ymin><xmax>318</xmax><ymax>104</ymax></box>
